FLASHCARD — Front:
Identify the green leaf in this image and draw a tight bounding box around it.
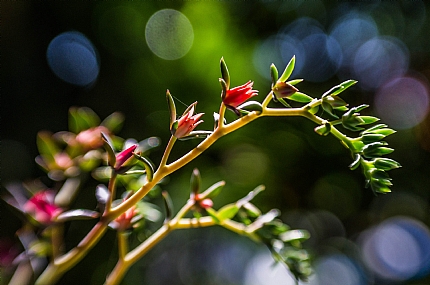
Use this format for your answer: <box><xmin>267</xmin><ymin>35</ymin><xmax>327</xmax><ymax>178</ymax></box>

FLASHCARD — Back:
<box><xmin>314</xmin><ymin>123</ymin><xmax>331</xmax><ymax>136</ymax></box>
<box><xmin>324</xmin><ymin>96</ymin><xmax>348</xmax><ymax>108</ymax></box>
<box><xmin>287</xmin><ymin>79</ymin><xmax>303</xmax><ymax>86</ymax></box>
<box><xmin>162</xmin><ymin>191</ymin><xmax>174</xmax><ymax>222</ymax></box>
<box><xmin>206</xmin><ymin>208</ymin><xmax>221</xmax><ymax>224</ymax></box>
<box><xmin>369</xmin><ymin>128</ymin><xmax>396</xmax><ymax>136</ymax></box>
<box><xmin>199</xmin><ymin>181</ymin><xmax>226</xmax><ymax>200</ymax></box>
<box><xmin>220</xmin><ymin>57</ymin><xmax>230</xmax><ymax>89</ymax></box>
<box><xmin>349</xmin><ymin>154</ymin><xmax>361</xmax><ymax>170</ymax></box>
<box><xmin>362</xmin><ymin>133</ymin><xmax>386</xmax><ymax>144</ymax></box>
<box><xmin>362</xmin><ymin>124</ymin><xmax>388</xmax><ymax>134</ymax></box>
<box><xmin>190</xmin><ymin>168</ymin><xmax>201</xmax><ymax>197</ymax></box>
<box><xmin>217</xmin><ymin>204</ymin><xmax>240</xmax><ymax>221</ymax></box>
<box><xmin>37</xmin><ymin>131</ymin><xmax>59</xmax><ymax>161</ymax></box>
<box><xmin>101</xmin><ymin>132</ymin><xmax>116</xmax><ymax>167</ymax></box>
<box><xmin>332</xmin><ymin>80</ymin><xmax>357</xmax><ymax>95</ymax></box>
<box><xmin>363</xmin><ymin>142</ymin><xmax>394</xmax><ymax>158</ymax></box>
<box><xmin>358</xmin><ymin>116</ymin><xmax>380</xmax><ymax>125</ymax></box>
<box><xmin>101</xmin><ymin>112</ymin><xmax>124</xmax><ymax>133</ymax></box>
<box><xmin>278</xmin><ymin>55</ymin><xmax>295</xmax><ymax>82</ymax></box>
<box><xmin>166</xmin><ymin>90</ymin><xmax>177</xmax><ymax>129</ymax></box>
<box><xmin>270</xmin><ymin>63</ymin><xmax>278</xmax><ymax>87</ymax></box>
<box><xmin>237</xmin><ymin>101</ymin><xmax>263</xmax><ymax>113</ymax></box>
<box><xmin>321</xmin><ymin>100</ymin><xmax>338</xmax><ymax>119</ymax></box>
<box><xmin>287</xmin><ymin>92</ymin><xmax>313</xmax><ymax>103</ymax></box>
<box><xmin>374</xmin><ymin>158</ymin><xmax>401</xmax><ymax>170</ymax></box>
<box><xmin>133</xmin><ymin>153</ymin><xmax>155</xmax><ymax>182</ymax></box>
<box><xmin>280</xmin><ymin>229</ymin><xmax>310</xmax><ymax>242</ymax></box>
<box><xmin>69</xmin><ymin>107</ymin><xmax>100</xmax><ymax>133</ymax></box>
<box><xmin>242</xmin><ymin>202</ymin><xmax>261</xmax><ymax>218</ymax></box>
<box><xmin>237</xmin><ymin>185</ymin><xmax>265</xmax><ymax>207</ymax></box>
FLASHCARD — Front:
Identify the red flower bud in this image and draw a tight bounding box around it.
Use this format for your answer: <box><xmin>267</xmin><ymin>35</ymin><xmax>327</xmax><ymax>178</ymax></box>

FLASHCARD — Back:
<box><xmin>172</xmin><ymin>105</ymin><xmax>204</xmax><ymax>139</ymax></box>
<box><xmin>223</xmin><ymin>81</ymin><xmax>258</xmax><ymax>108</ymax></box>
<box><xmin>114</xmin><ymin>144</ymin><xmax>137</xmax><ymax>170</ymax></box>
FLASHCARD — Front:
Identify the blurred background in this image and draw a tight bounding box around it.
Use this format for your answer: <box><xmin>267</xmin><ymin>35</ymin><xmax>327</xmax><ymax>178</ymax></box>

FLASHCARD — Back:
<box><xmin>2</xmin><ymin>1</ymin><xmax>430</xmax><ymax>284</ymax></box>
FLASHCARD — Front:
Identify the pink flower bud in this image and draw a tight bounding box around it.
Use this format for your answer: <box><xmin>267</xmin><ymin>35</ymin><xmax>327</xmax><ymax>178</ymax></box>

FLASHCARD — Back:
<box><xmin>198</xmin><ymin>198</ymin><xmax>213</xmax><ymax>209</ymax></box>
<box><xmin>223</xmin><ymin>81</ymin><xmax>258</xmax><ymax>108</ymax></box>
<box><xmin>114</xmin><ymin>204</ymin><xmax>138</xmax><ymax>231</ymax></box>
<box><xmin>114</xmin><ymin>144</ymin><xmax>137</xmax><ymax>170</ymax></box>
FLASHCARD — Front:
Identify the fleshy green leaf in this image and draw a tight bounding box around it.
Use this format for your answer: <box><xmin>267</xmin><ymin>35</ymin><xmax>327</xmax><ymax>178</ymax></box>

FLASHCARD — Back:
<box><xmin>287</xmin><ymin>92</ymin><xmax>313</xmax><ymax>103</ymax></box>
<box><xmin>349</xmin><ymin>154</ymin><xmax>361</xmax><ymax>170</ymax></box>
<box><xmin>278</xmin><ymin>55</ymin><xmax>295</xmax><ymax>82</ymax></box>
<box><xmin>362</xmin><ymin>134</ymin><xmax>386</xmax><ymax>144</ymax></box>
<box><xmin>133</xmin><ymin>153</ymin><xmax>155</xmax><ymax>182</ymax></box>
<box><xmin>358</xmin><ymin>116</ymin><xmax>380</xmax><ymax>125</ymax></box>
<box><xmin>199</xmin><ymin>181</ymin><xmax>225</xmax><ymax>200</ymax></box>
<box><xmin>217</xmin><ymin>204</ymin><xmax>240</xmax><ymax>221</ymax></box>
<box><xmin>190</xmin><ymin>168</ymin><xmax>201</xmax><ymax>197</ymax></box>
<box><xmin>270</xmin><ymin>63</ymin><xmax>278</xmax><ymax>87</ymax></box>
<box><xmin>101</xmin><ymin>132</ymin><xmax>116</xmax><ymax>167</ymax></box>
<box><xmin>374</xmin><ymin>158</ymin><xmax>401</xmax><ymax>170</ymax></box>
<box><xmin>206</xmin><ymin>208</ymin><xmax>221</xmax><ymax>224</ymax></box>
<box><xmin>166</xmin><ymin>90</ymin><xmax>177</xmax><ymax>129</ymax></box>
<box><xmin>321</xmin><ymin>100</ymin><xmax>338</xmax><ymax>119</ymax></box>
<box><xmin>237</xmin><ymin>185</ymin><xmax>265</xmax><ymax>208</ymax></box>
<box><xmin>220</xmin><ymin>57</ymin><xmax>230</xmax><ymax>89</ymax></box>
<box><xmin>237</xmin><ymin>101</ymin><xmax>263</xmax><ymax>114</ymax></box>
<box><xmin>287</xmin><ymin>79</ymin><xmax>303</xmax><ymax>86</ymax></box>
<box><xmin>162</xmin><ymin>191</ymin><xmax>174</xmax><ymax>222</ymax></box>
<box><xmin>101</xmin><ymin>112</ymin><xmax>124</xmax><ymax>133</ymax></box>
<box><xmin>37</xmin><ymin>131</ymin><xmax>59</xmax><ymax>161</ymax></box>
<box><xmin>314</xmin><ymin>123</ymin><xmax>331</xmax><ymax>136</ymax></box>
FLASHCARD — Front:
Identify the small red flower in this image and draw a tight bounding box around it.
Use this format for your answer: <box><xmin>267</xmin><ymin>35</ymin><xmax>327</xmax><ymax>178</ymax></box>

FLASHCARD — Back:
<box><xmin>24</xmin><ymin>190</ymin><xmax>62</xmax><ymax>225</ymax></box>
<box><xmin>114</xmin><ymin>144</ymin><xmax>137</xmax><ymax>170</ymax></box>
<box><xmin>172</xmin><ymin>105</ymin><xmax>204</xmax><ymax>139</ymax></box>
<box><xmin>223</xmin><ymin>81</ymin><xmax>258</xmax><ymax>108</ymax></box>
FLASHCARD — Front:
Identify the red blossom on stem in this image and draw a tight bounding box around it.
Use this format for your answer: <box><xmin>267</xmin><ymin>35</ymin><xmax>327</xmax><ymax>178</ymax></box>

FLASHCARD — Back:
<box><xmin>24</xmin><ymin>190</ymin><xmax>62</xmax><ymax>225</ymax></box>
<box><xmin>223</xmin><ymin>81</ymin><xmax>258</xmax><ymax>108</ymax></box>
<box><xmin>172</xmin><ymin>105</ymin><xmax>204</xmax><ymax>139</ymax></box>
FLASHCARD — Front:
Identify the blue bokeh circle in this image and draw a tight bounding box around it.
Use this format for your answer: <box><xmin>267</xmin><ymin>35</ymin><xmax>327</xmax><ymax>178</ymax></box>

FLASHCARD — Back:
<box><xmin>47</xmin><ymin>31</ymin><xmax>99</xmax><ymax>87</ymax></box>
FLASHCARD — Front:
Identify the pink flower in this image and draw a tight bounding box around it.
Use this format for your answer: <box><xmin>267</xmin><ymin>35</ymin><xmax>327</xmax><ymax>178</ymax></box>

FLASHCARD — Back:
<box><xmin>24</xmin><ymin>190</ymin><xmax>62</xmax><ymax>225</ymax></box>
<box><xmin>114</xmin><ymin>144</ymin><xmax>137</xmax><ymax>170</ymax></box>
<box><xmin>172</xmin><ymin>105</ymin><xmax>204</xmax><ymax>139</ymax></box>
<box><xmin>223</xmin><ymin>81</ymin><xmax>258</xmax><ymax>108</ymax></box>
<box><xmin>114</xmin><ymin>203</ymin><xmax>139</xmax><ymax>231</ymax></box>
<box><xmin>75</xmin><ymin>126</ymin><xmax>110</xmax><ymax>150</ymax></box>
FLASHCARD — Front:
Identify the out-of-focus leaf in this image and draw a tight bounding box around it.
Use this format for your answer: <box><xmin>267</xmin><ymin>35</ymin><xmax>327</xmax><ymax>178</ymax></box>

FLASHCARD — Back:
<box><xmin>56</xmin><ymin>209</ymin><xmax>99</xmax><ymax>222</ymax></box>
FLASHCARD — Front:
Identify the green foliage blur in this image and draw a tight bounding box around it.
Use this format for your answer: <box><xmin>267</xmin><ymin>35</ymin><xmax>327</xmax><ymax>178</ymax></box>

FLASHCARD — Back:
<box><xmin>2</xmin><ymin>1</ymin><xmax>430</xmax><ymax>284</ymax></box>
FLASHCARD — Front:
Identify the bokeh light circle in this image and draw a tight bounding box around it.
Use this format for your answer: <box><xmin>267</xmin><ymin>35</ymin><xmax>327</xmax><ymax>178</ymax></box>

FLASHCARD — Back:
<box><xmin>352</xmin><ymin>36</ymin><xmax>409</xmax><ymax>90</ymax></box>
<box><xmin>47</xmin><ymin>31</ymin><xmax>99</xmax><ymax>86</ymax></box>
<box><xmin>300</xmin><ymin>33</ymin><xmax>342</xmax><ymax>82</ymax></box>
<box><xmin>310</xmin><ymin>254</ymin><xmax>366</xmax><ymax>285</ymax></box>
<box><xmin>360</xmin><ymin>217</ymin><xmax>430</xmax><ymax>282</ymax></box>
<box><xmin>145</xmin><ymin>9</ymin><xmax>194</xmax><ymax>60</ymax></box>
<box><xmin>374</xmin><ymin>75</ymin><xmax>429</xmax><ymax>130</ymax></box>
